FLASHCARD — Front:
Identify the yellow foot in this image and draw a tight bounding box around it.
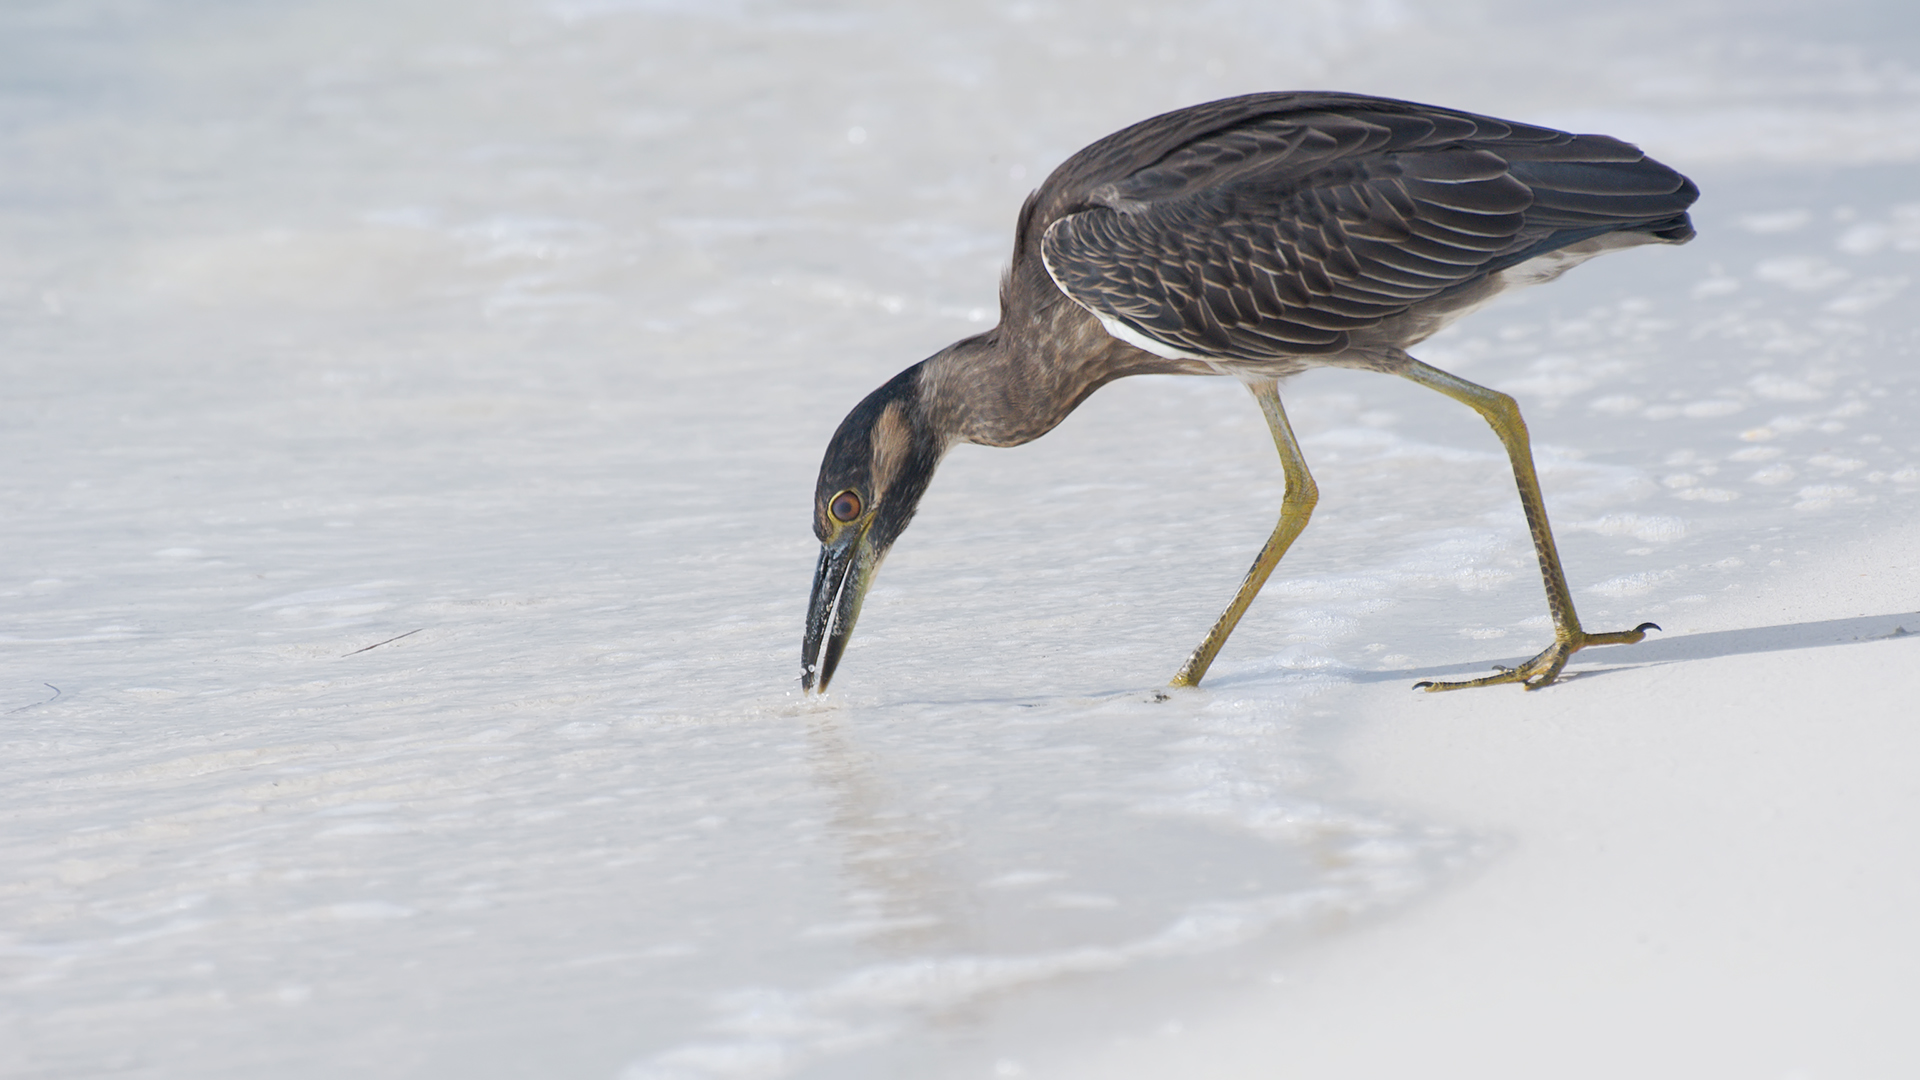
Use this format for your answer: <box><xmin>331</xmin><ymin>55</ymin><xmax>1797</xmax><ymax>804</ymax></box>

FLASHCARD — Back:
<box><xmin>1414</xmin><ymin>622</ymin><xmax>1659</xmax><ymax>692</ymax></box>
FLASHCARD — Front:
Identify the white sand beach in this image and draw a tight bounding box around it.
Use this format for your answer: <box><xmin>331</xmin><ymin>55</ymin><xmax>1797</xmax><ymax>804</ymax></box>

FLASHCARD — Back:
<box><xmin>3</xmin><ymin>1</ymin><xmax>1916</xmax><ymax>1077</ymax></box>
<box><xmin>1062</xmin><ymin>522</ymin><xmax>1920</xmax><ymax>1079</ymax></box>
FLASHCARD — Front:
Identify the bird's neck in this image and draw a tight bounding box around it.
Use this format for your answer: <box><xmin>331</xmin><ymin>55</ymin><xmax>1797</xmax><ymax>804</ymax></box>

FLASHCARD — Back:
<box><xmin>920</xmin><ymin>286</ymin><xmax>1173</xmax><ymax>449</ymax></box>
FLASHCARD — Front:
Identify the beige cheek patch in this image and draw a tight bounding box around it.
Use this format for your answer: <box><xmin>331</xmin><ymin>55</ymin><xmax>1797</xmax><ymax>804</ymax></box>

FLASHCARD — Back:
<box><xmin>869</xmin><ymin>401</ymin><xmax>913</xmax><ymax>496</ymax></box>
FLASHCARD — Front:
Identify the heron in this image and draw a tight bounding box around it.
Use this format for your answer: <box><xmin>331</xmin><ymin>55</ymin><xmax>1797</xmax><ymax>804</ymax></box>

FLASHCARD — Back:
<box><xmin>802</xmin><ymin>91</ymin><xmax>1697</xmax><ymax>694</ymax></box>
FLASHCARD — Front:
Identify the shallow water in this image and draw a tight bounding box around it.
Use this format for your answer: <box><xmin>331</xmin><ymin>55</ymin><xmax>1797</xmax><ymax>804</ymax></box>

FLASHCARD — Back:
<box><xmin>3</xmin><ymin>1</ymin><xmax>1917</xmax><ymax>1076</ymax></box>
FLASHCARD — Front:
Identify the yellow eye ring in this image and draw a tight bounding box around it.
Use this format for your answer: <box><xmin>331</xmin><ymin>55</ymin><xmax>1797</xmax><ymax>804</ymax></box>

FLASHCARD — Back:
<box><xmin>828</xmin><ymin>490</ymin><xmax>864</xmax><ymax>523</ymax></box>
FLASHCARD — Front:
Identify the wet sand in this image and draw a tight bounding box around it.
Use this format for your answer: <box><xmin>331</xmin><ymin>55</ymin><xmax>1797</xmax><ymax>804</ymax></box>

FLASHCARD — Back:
<box><xmin>1062</xmin><ymin>521</ymin><xmax>1920</xmax><ymax>1079</ymax></box>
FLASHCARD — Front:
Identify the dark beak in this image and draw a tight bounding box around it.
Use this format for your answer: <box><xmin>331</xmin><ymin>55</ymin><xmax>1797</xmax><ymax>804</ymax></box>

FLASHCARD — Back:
<box><xmin>802</xmin><ymin>526</ymin><xmax>881</xmax><ymax>693</ymax></box>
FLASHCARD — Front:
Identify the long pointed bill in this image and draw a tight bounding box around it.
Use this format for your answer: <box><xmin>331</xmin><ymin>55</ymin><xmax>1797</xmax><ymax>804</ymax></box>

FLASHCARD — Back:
<box><xmin>801</xmin><ymin>527</ymin><xmax>882</xmax><ymax>693</ymax></box>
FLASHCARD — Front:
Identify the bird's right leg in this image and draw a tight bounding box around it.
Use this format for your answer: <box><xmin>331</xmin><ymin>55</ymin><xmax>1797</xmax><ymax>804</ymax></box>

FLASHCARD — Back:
<box><xmin>1171</xmin><ymin>379</ymin><xmax>1318</xmax><ymax>687</ymax></box>
<box><xmin>1394</xmin><ymin>356</ymin><xmax>1656</xmax><ymax>690</ymax></box>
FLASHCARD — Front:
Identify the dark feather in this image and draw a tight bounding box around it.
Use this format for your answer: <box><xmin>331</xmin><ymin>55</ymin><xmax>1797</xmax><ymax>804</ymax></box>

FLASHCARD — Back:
<box><xmin>1034</xmin><ymin>93</ymin><xmax>1698</xmax><ymax>363</ymax></box>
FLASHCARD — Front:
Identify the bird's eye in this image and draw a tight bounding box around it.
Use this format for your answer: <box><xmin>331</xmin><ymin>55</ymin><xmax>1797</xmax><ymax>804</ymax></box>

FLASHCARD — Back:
<box><xmin>829</xmin><ymin>490</ymin><xmax>864</xmax><ymax>523</ymax></box>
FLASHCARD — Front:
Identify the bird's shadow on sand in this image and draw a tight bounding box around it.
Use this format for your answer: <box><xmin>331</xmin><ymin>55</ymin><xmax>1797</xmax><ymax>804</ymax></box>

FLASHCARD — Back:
<box><xmin>1342</xmin><ymin>610</ymin><xmax>1920</xmax><ymax>687</ymax></box>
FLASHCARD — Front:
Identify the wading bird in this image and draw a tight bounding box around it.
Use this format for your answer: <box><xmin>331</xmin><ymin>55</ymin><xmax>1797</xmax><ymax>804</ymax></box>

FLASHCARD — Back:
<box><xmin>803</xmin><ymin>92</ymin><xmax>1697</xmax><ymax>694</ymax></box>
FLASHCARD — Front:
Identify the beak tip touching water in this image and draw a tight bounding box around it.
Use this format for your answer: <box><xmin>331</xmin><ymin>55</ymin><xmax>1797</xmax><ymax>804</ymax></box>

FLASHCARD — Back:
<box><xmin>802</xmin><ymin>534</ymin><xmax>874</xmax><ymax>695</ymax></box>
<box><xmin>799</xmin><ymin>653</ymin><xmax>830</xmax><ymax>695</ymax></box>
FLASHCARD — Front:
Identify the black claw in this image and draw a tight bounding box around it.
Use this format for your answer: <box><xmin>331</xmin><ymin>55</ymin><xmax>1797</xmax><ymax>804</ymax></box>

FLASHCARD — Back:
<box><xmin>1411</xmin><ymin>680</ymin><xmax>1433</xmax><ymax>689</ymax></box>
<box><xmin>1635</xmin><ymin>621</ymin><xmax>1661</xmax><ymax>634</ymax></box>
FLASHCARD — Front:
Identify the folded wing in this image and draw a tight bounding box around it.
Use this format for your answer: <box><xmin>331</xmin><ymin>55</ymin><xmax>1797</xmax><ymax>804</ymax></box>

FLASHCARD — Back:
<box><xmin>1038</xmin><ymin>99</ymin><xmax>1696</xmax><ymax>362</ymax></box>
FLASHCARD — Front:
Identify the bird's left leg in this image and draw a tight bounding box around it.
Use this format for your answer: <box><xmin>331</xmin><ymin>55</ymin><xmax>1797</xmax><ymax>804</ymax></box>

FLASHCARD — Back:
<box><xmin>1395</xmin><ymin>356</ymin><xmax>1656</xmax><ymax>691</ymax></box>
<box><xmin>1171</xmin><ymin>379</ymin><xmax>1318</xmax><ymax>687</ymax></box>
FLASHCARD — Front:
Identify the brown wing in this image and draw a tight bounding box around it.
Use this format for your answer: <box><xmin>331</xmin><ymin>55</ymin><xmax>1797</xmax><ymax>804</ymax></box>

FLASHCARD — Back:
<box><xmin>1034</xmin><ymin>95</ymin><xmax>1697</xmax><ymax>361</ymax></box>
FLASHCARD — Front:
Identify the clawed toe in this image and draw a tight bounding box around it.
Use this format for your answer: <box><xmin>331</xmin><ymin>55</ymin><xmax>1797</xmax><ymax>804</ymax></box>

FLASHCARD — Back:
<box><xmin>1413</xmin><ymin>622</ymin><xmax>1659</xmax><ymax>692</ymax></box>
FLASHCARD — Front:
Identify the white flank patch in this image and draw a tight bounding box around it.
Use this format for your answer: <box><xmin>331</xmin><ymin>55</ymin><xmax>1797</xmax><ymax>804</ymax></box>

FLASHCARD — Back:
<box><xmin>1040</xmin><ymin>223</ymin><xmax>1223</xmax><ymax>367</ymax></box>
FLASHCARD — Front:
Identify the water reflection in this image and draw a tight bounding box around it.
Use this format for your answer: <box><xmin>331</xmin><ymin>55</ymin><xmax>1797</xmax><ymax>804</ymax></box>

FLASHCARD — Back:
<box><xmin>803</xmin><ymin>713</ymin><xmax>977</xmax><ymax>956</ymax></box>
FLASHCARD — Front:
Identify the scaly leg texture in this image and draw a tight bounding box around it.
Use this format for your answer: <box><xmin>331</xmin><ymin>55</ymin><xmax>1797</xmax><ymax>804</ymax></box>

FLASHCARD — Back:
<box><xmin>1396</xmin><ymin>357</ymin><xmax>1657</xmax><ymax>691</ymax></box>
<box><xmin>1172</xmin><ymin>379</ymin><xmax>1318</xmax><ymax>687</ymax></box>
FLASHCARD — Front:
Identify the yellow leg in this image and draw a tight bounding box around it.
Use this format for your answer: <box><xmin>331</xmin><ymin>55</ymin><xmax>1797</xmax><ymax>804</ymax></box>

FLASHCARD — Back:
<box><xmin>1171</xmin><ymin>380</ymin><xmax>1318</xmax><ymax>687</ymax></box>
<box><xmin>1397</xmin><ymin>357</ymin><xmax>1657</xmax><ymax>691</ymax></box>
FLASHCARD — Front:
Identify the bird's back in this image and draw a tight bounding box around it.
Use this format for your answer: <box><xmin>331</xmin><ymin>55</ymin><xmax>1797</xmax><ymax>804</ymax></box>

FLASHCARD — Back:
<box><xmin>1020</xmin><ymin>93</ymin><xmax>1698</xmax><ymax>367</ymax></box>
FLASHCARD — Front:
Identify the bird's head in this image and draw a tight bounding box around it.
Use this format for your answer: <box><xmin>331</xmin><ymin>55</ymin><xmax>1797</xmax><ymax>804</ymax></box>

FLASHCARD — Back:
<box><xmin>802</xmin><ymin>359</ymin><xmax>950</xmax><ymax>693</ymax></box>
